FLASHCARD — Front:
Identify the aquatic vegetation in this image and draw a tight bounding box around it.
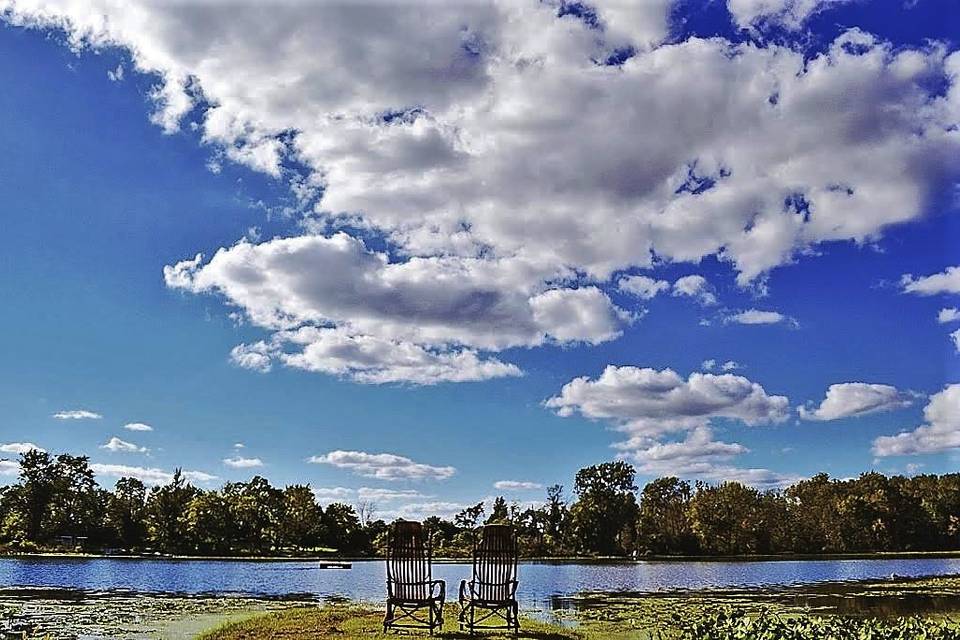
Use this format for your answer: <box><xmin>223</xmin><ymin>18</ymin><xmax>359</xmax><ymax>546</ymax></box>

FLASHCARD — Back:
<box><xmin>674</xmin><ymin>608</ymin><xmax>960</xmax><ymax>640</ymax></box>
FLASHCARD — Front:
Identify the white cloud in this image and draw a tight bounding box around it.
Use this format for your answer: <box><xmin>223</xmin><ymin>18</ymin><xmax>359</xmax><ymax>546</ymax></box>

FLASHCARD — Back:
<box><xmin>901</xmin><ymin>266</ymin><xmax>960</xmax><ymax>296</ymax></box>
<box><xmin>0</xmin><ymin>442</ymin><xmax>44</xmax><ymax>455</ymax></box>
<box><xmin>619</xmin><ymin>274</ymin><xmax>716</xmax><ymax>305</ymax></box>
<box><xmin>233</xmin><ymin>443</ymin><xmax>245</xmax><ymax>449</ymax></box>
<box><xmin>357</xmin><ymin>487</ymin><xmax>427</xmax><ymax>502</ymax></box>
<box><xmin>308</xmin><ymin>450</ymin><xmax>456</xmax><ymax>481</ymax></box>
<box><xmin>721</xmin><ymin>360</ymin><xmax>741</xmax><ymax>371</ymax></box>
<box><xmin>106</xmin><ymin>63</ymin><xmax>123</xmax><ymax>82</ymax></box>
<box><xmin>52</xmin><ymin>409</ymin><xmax>101</xmax><ymax>420</ymax></box>
<box><xmin>494</xmin><ymin>480</ymin><xmax>543</xmax><ymax>491</ymax></box>
<box><xmin>939</xmin><ymin>308</ymin><xmax>960</xmax><ymax>324</ymax></box>
<box><xmin>726</xmin><ymin>309</ymin><xmax>792</xmax><ymax>325</ymax></box>
<box><xmin>229</xmin><ymin>342</ymin><xmax>273</xmax><ymax>373</ymax></box>
<box><xmin>701</xmin><ymin>359</ymin><xmax>717</xmax><ymax>371</ymax></box>
<box><xmin>629</xmin><ymin>427</ymin><xmax>799</xmax><ymax>489</ymax></box>
<box><xmin>547</xmin><ymin>365</ymin><xmax>790</xmax><ymax>438</ymax></box>
<box><xmin>672</xmin><ymin>275</ymin><xmax>717</xmax><ymax>306</ymax></box>
<box><xmin>380</xmin><ymin>501</ymin><xmax>470</xmax><ymax>522</ymax></box>
<box><xmin>122</xmin><ymin>422</ymin><xmax>153</xmax><ymax>432</ymax></box>
<box><xmin>873</xmin><ymin>384</ymin><xmax>960</xmax><ymax>456</ymax></box>
<box><xmin>952</xmin><ymin>328</ymin><xmax>960</xmax><ymax>353</ymax></box>
<box><xmin>223</xmin><ymin>456</ymin><xmax>264</xmax><ymax>469</ymax></box>
<box><xmin>312</xmin><ymin>486</ymin><xmax>354</xmax><ymax>503</ymax></box>
<box><xmin>275</xmin><ymin>328</ymin><xmax>522</xmax><ymax>385</ymax></box>
<box><xmin>100</xmin><ymin>436</ymin><xmax>148</xmax><ymax>453</ymax></box>
<box><xmin>0</xmin><ymin>460</ymin><xmax>19</xmax><ymax>476</ymax></box>
<box><xmin>548</xmin><ymin>365</ymin><xmax>794</xmax><ymax>488</ymax></box>
<box><xmin>167</xmin><ymin>234</ymin><xmax>622</xmax><ymax>383</ymax></box>
<box><xmin>618</xmin><ymin>275</ymin><xmax>670</xmax><ymax>299</ymax></box>
<box><xmin>91</xmin><ymin>463</ymin><xmax>217</xmax><ymax>486</ymax></box>
<box><xmin>799</xmin><ymin>382</ymin><xmax>914</xmax><ymax>421</ymax></box>
<box><xmin>4</xmin><ymin>3</ymin><xmax>956</xmax><ymax>385</ymax></box>
<box><xmin>727</xmin><ymin>0</ymin><xmax>853</xmax><ymax>30</ymax></box>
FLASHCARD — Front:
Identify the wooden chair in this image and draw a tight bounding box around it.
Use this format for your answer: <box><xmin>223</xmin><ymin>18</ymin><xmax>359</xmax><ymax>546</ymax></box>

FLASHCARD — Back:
<box><xmin>458</xmin><ymin>524</ymin><xmax>520</xmax><ymax>634</ymax></box>
<box><xmin>384</xmin><ymin>520</ymin><xmax>445</xmax><ymax>634</ymax></box>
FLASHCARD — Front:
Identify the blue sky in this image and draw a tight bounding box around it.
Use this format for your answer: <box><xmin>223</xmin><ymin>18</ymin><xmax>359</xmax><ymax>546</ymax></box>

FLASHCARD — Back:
<box><xmin>0</xmin><ymin>0</ymin><xmax>958</xmax><ymax>519</ymax></box>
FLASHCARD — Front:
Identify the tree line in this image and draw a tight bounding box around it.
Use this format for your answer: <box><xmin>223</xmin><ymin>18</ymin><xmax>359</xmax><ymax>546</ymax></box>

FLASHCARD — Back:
<box><xmin>1</xmin><ymin>451</ymin><xmax>958</xmax><ymax>557</ymax></box>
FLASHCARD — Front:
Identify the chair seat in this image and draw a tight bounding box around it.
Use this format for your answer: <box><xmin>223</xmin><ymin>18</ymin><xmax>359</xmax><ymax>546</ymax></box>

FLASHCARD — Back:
<box><xmin>462</xmin><ymin>597</ymin><xmax>517</xmax><ymax>608</ymax></box>
<box><xmin>388</xmin><ymin>595</ymin><xmax>443</xmax><ymax>605</ymax></box>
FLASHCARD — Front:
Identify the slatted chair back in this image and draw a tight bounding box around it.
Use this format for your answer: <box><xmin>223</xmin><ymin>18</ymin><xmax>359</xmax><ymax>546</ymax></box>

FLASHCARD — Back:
<box><xmin>472</xmin><ymin>524</ymin><xmax>518</xmax><ymax>602</ymax></box>
<box><xmin>386</xmin><ymin>520</ymin><xmax>432</xmax><ymax>601</ymax></box>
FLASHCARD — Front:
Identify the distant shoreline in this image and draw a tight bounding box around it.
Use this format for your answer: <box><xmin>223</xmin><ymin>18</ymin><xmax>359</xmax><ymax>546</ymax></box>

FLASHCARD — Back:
<box><xmin>3</xmin><ymin>550</ymin><xmax>960</xmax><ymax>563</ymax></box>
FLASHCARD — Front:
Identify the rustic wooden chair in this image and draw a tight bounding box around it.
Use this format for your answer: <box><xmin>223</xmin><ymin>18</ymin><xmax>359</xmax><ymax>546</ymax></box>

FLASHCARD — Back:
<box><xmin>458</xmin><ymin>524</ymin><xmax>520</xmax><ymax>634</ymax></box>
<box><xmin>384</xmin><ymin>520</ymin><xmax>445</xmax><ymax>634</ymax></box>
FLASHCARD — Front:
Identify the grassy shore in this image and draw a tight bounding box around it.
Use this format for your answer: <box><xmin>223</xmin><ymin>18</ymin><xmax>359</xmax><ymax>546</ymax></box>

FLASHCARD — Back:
<box><xmin>199</xmin><ymin>576</ymin><xmax>960</xmax><ymax>640</ymax></box>
<box><xmin>197</xmin><ymin>603</ymin><xmax>960</xmax><ymax>640</ymax></box>
<box><xmin>198</xmin><ymin>604</ymin><xmax>585</xmax><ymax>639</ymax></box>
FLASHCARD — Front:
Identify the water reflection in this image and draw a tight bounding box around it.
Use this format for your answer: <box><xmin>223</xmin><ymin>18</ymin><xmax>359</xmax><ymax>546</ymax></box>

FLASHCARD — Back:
<box><xmin>0</xmin><ymin>557</ymin><xmax>958</xmax><ymax>610</ymax></box>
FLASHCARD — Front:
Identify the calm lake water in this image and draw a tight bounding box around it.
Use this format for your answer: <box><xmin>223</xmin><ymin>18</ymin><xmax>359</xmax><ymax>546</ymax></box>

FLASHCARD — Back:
<box><xmin>2</xmin><ymin>557</ymin><xmax>959</xmax><ymax>609</ymax></box>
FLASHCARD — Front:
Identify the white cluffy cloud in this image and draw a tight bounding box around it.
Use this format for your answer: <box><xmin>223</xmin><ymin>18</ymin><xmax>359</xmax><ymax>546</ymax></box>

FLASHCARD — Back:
<box><xmin>308</xmin><ymin>450</ymin><xmax>456</xmax><ymax>481</ymax></box>
<box><xmin>618</xmin><ymin>274</ymin><xmax>716</xmax><ymax>305</ymax></box>
<box><xmin>311</xmin><ymin>486</ymin><xmax>429</xmax><ymax>505</ymax></box>
<box><xmin>0</xmin><ymin>461</ymin><xmax>20</xmax><ymax>476</ymax></box>
<box><xmin>726</xmin><ymin>309</ymin><xmax>794</xmax><ymax>325</ymax></box>
<box><xmin>702</xmin><ymin>359</ymin><xmax>742</xmax><ymax>371</ymax></box>
<box><xmin>91</xmin><ymin>463</ymin><xmax>217</xmax><ymax>486</ymax></box>
<box><xmin>53</xmin><ymin>409</ymin><xmax>101</xmax><ymax>420</ymax></box>
<box><xmin>167</xmin><ymin>235</ymin><xmax>627</xmax><ymax>384</ymax></box>
<box><xmin>123</xmin><ymin>422</ymin><xmax>154</xmax><ymax>432</ymax></box>
<box><xmin>799</xmin><ymin>383</ymin><xmax>915</xmax><ymax>421</ymax></box>
<box><xmin>873</xmin><ymin>384</ymin><xmax>960</xmax><ymax>456</ymax></box>
<box><xmin>618</xmin><ymin>275</ymin><xmax>671</xmax><ymax>299</ymax></box>
<box><xmin>494</xmin><ymin>480</ymin><xmax>543</xmax><ymax>491</ymax></box>
<box><xmin>547</xmin><ymin>366</ymin><xmax>794</xmax><ymax>488</ymax></box>
<box><xmin>952</xmin><ymin>328</ymin><xmax>960</xmax><ymax>353</ymax></box>
<box><xmin>312</xmin><ymin>487</ymin><xmax>353</xmax><ymax>503</ymax></box>
<box><xmin>939</xmin><ymin>308</ymin><xmax>960</xmax><ymax>324</ymax></box>
<box><xmin>901</xmin><ymin>266</ymin><xmax>960</xmax><ymax>296</ymax></box>
<box><xmin>727</xmin><ymin>0</ymin><xmax>853</xmax><ymax>30</ymax></box>
<box><xmin>547</xmin><ymin>366</ymin><xmax>790</xmax><ymax>436</ymax></box>
<box><xmin>5</xmin><ymin>3</ymin><xmax>957</xmax><ymax>384</ymax></box>
<box><xmin>0</xmin><ymin>442</ymin><xmax>45</xmax><ymax>455</ymax></box>
<box><xmin>100</xmin><ymin>436</ymin><xmax>148</xmax><ymax>453</ymax></box>
<box><xmin>672</xmin><ymin>275</ymin><xmax>717</xmax><ymax>306</ymax></box>
<box><xmin>223</xmin><ymin>456</ymin><xmax>264</xmax><ymax>469</ymax></box>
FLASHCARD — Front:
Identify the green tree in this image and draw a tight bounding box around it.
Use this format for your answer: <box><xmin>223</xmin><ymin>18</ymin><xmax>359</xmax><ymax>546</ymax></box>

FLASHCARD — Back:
<box><xmin>44</xmin><ymin>454</ymin><xmax>101</xmax><ymax>540</ymax></box>
<box><xmin>689</xmin><ymin>482</ymin><xmax>764</xmax><ymax>555</ymax></box>
<box><xmin>279</xmin><ymin>485</ymin><xmax>322</xmax><ymax>550</ymax></box>
<box><xmin>637</xmin><ymin>477</ymin><xmax>697</xmax><ymax>555</ymax></box>
<box><xmin>487</xmin><ymin>496</ymin><xmax>509</xmax><ymax>524</ymax></box>
<box><xmin>544</xmin><ymin>484</ymin><xmax>568</xmax><ymax>552</ymax></box>
<box><xmin>105</xmin><ymin>477</ymin><xmax>147</xmax><ymax>549</ymax></box>
<box><xmin>185</xmin><ymin>490</ymin><xmax>234</xmax><ymax>554</ymax></box>
<box><xmin>322</xmin><ymin>502</ymin><xmax>363</xmax><ymax>553</ymax></box>
<box><xmin>9</xmin><ymin>450</ymin><xmax>57</xmax><ymax>542</ymax></box>
<box><xmin>145</xmin><ymin>470</ymin><xmax>198</xmax><ymax>553</ymax></box>
<box><xmin>222</xmin><ymin>477</ymin><xmax>284</xmax><ymax>553</ymax></box>
<box><xmin>569</xmin><ymin>461</ymin><xmax>638</xmax><ymax>555</ymax></box>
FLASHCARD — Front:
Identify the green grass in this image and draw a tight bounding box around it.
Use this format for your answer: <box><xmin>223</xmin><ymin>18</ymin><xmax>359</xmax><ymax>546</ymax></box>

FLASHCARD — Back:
<box><xmin>196</xmin><ymin>604</ymin><xmax>584</xmax><ymax>639</ymax></box>
<box><xmin>197</xmin><ymin>576</ymin><xmax>960</xmax><ymax>639</ymax></box>
<box><xmin>196</xmin><ymin>603</ymin><xmax>960</xmax><ymax>640</ymax></box>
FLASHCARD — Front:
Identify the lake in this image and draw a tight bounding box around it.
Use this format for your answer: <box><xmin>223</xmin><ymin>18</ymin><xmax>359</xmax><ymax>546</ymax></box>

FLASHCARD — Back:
<box><xmin>2</xmin><ymin>557</ymin><xmax>960</xmax><ymax>609</ymax></box>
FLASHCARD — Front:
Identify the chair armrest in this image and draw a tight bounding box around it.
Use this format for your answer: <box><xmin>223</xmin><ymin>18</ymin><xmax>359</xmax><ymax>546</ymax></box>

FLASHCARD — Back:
<box><xmin>459</xmin><ymin>579</ymin><xmax>468</xmax><ymax>602</ymax></box>
<box><xmin>431</xmin><ymin>579</ymin><xmax>446</xmax><ymax>600</ymax></box>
